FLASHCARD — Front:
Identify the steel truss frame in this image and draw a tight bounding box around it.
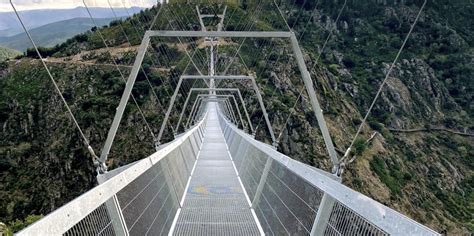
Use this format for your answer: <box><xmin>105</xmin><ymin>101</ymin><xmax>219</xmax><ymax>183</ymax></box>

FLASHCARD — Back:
<box><xmin>99</xmin><ymin>30</ymin><xmax>339</xmax><ymax>172</ymax></box>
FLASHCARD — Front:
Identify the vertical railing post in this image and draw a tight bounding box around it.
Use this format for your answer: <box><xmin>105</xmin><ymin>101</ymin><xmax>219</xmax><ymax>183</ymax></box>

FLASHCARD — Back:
<box><xmin>97</xmin><ymin>175</ymin><xmax>129</xmax><ymax>236</ymax></box>
<box><xmin>310</xmin><ymin>193</ymin><xmax>336</xmax><ymax>235</ymax></box>
<box><xmin>251</xmin><ymin>157</ymin><xmax>273</xmax><ymax>207</ymax></box>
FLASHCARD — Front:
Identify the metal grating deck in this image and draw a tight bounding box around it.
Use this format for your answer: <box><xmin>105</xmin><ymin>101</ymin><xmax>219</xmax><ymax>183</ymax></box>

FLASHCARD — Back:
<box><xmin>173</xmin><ymin>105</ymin><xmax>262</xmax><ymax>236</ymax></box>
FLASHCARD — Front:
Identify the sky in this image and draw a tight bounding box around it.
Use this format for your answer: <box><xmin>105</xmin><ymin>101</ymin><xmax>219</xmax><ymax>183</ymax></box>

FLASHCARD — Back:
<box><xmin>0</xmin><ymin>0</ymin><xmax>158</xmax><ymax>12</ymax></box>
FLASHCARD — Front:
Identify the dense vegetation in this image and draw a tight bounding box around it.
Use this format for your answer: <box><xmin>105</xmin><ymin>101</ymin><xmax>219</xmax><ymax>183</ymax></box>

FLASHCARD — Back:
<box><xmin>0</xmin><ymin>0</ymin><xmax>472</xmax><ymax>234</ymax></box>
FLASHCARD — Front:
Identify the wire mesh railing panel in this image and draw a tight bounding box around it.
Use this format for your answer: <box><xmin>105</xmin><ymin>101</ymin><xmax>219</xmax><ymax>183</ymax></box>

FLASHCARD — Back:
<box><xmin>180</xmin><ymin>140</ymin><xmax>197</xmax><ymax>173</ymax></box>
<box><xmin>324</xmin><ymin>201</ymin><xmax>388</xmax><ymax>236</ymax></box>
<box><xmin>232</xmin><ymin>140</ymin><xmax>250</xmax><ymax>169</ymax></box>
<box><xmin>217</xmin><ymin>110</ymin><xmax>439</xmax><ymax>235</ymax></box>
<box><xmin>194</xmin><ymin>129</ymin><xmax>203</xmax><ymax>145</ymax></box>
<box><xmin>229</xmin><ymin>135</ymin><xmax>242</xmax><ymax>157</ymax></box>
<box><xmin>164</xmin><ymin>148</ymin><xmax>189</xmax><ymax>198</ymax></box>
<box><xmin>120</xmin><ymin>163</ymin><xmax>164</xmax><ymax>220</ymax></box>
<box><xmin>63</xmin><ymin>203</ymin><xmax>115</xmax><ymax>236</ymax></box>
<box><xmin>224</xmin><ymin>125</ymin><xmax>231</xmax><ymax>140</ymax></box>
<box><xmin>253</xmin><ymin>160</ymin><xmax>324</xmax><ymax>235</ymax></box>
<box><xmin>238</xmin><ymin>145</ymin><xmax>268</xmax><ymax>201</ymax></box>
<box><xmin>128</xmin><ymin>189</ymin><xmax>176</xmax><ymax>236</ymax></box>
<box><xmin>254</xmin><ymin>196</ymin><xmax>287</xmax><ymax>235</ymax></box>
<box><xmin>223</xmin><ymin>112</ymin><xmax>324</xmax><ymax>234</ymax></box>
<box><xmin>226</xmin><ymin>126</ymin><xmax>237</xmax><ymax>145</ymax></box>
<box><xmin>115</xmin><ymin>161</ymin><xmax>179</xmax><ymax>235</ymax></box>
<box><xmin>116</xmin><ymin>163</ymin><xmax>159</xmax><ymax>211</ymax></box>
<box><xmin>189</xmin><ymin>133</ymin><xmax>200</xmax><ymax>156</ymax></box>
<box><xmin>267</xmin><ymin>160</ymin><xmax>324</xmax><ymax>230</ymax></box>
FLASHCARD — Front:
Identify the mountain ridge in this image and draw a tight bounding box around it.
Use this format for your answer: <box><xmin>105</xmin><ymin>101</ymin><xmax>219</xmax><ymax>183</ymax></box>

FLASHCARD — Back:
<box><xmin>0</xmin><ymin>6</ymin><xmax>143</xmax><ymax>32</ymax></box>
<box><xmin>0</xmin><ymin>17</ymin><xmax>118</xmax><ymax>51</ymax></box>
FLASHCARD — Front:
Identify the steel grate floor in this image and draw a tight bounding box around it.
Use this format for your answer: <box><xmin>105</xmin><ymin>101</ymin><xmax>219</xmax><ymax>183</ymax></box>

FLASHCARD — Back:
<box><xmin>173</xmin><ymin>106</ymin><xmax>261</xmax><ymax>236</ymax></box>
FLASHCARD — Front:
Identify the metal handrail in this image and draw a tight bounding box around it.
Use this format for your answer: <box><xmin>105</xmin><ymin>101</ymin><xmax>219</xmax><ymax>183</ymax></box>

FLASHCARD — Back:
<box><xmin>216</xmin><ymin>109</ymin><xmax>439</xmax><ymax>236</ymax></box>
<box><xmin>16</xmin><ymin>115</ymin><xmax>207</xmax><ymax>236</ymax></box>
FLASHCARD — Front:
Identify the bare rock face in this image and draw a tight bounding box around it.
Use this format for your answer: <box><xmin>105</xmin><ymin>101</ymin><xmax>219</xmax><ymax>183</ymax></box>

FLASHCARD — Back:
<box><xmin>379</xmin><ymin>58</ymin><xmax>459</xmax><ymax>128</ymax></box>
<box><xmin>270</xmin><ymin>71</ymin><xmax>291</xmax><ymax>90</ymax></box>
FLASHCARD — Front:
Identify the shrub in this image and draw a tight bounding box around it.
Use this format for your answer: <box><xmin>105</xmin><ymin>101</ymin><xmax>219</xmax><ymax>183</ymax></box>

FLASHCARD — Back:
<box><xmin>353</xmin><ymin>138</ymin><xmax>367</xmax><ymax>155</ymax></box>
<box><xmin>368</xmin><ymin>118</ymin><xmax>384</xmax><ymax>132</ymax></box>
<box><xmin>8</xmin><ymin>214</ymin><xmax>43</xmax><ymax>233</ymax></box>
<box><xmin>370</xmin><ymin>156</ymin><xmax>401</xmax><ymax>195</ymax></box>
<box><xmin>328</xmin><ymin>64</ymin><xmax>339</xmax><ymax>75</ymax></box>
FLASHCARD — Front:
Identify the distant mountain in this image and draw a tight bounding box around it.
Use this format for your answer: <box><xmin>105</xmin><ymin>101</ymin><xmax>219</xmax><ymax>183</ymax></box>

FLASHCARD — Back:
<box><xmin>0</xmin><ymin>28</ymin><xmax>23</xmax><ymax>37</ymax></box>
<box><xmin>0</xmin><ymin>17</ymin><xmax>118</xmax><ymax>51</ymax></box>
<box><xmin>0</xmin><ymin>46</ymin><xmax>20</xmax><ymax>61</ymax></box>
<box><xmin>0</xmin><ymin>7</ymin><xmax>142</xmax><ymax>34</ymax></box>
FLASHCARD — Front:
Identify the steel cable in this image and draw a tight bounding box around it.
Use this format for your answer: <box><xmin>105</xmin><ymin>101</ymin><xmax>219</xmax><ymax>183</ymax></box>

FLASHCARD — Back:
<box><xmin>108</xmin><ymin>0</ymin><xmax>177</xmax><ymax>135</ymax></box>
<box><xmin>82</xmin><ymin>0</ymin><xmax>157</xmax><ymax>151</ymax></box>
<box><xmin>276</xmin><ymin>0</ymin><xmax>346</xmax><ymax>143</ymax></box>
<box><xmin>340</xmin><ymin>0</ymin><xmax>427</xmax><ymax>164</ymax></box>
<box><xmin>9</xmin><ymin>1</ymin><xmax>101</xmax><ymax>164</ymax></box>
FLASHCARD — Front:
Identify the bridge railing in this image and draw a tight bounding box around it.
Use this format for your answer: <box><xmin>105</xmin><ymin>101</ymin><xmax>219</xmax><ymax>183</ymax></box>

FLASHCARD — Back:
<box><xmin>217</xmin><ymin>111</ymin><xmax>439</xmax><ymax>236</ymax></box>
<box><xmin>16</xmin><ymin>116</ymin><xmax>207</xmax><ymax>236</ymax></box>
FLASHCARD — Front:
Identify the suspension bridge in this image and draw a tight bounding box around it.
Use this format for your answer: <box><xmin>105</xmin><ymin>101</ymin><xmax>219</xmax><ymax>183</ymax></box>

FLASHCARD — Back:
<box><xmin>10</xmin><ymin>0</ymin><xmax>441</xmax><ymax>235</ymax></box>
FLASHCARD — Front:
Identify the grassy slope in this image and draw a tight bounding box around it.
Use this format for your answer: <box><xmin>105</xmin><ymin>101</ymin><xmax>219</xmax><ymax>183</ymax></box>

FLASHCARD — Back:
<box><xmin>0</xmin><ymin>46</ymin><xmax>20</xmax><ymax>61</ymax></box>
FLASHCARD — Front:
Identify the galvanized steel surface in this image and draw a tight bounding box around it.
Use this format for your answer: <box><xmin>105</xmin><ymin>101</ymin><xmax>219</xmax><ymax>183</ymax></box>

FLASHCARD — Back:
<box><xmin>16</xmin><ymin>118</ymin><xmax>206</xmax><ymax>236</ymax></box>
<box><xmin>217</xmin><ymin>108</ymin><xmax>439</xmax><ymax>236</ymax></box>
<box><xmin>173</xmin><ymin>105</ymin><xmax>262</xmax><ymax>236</ymax></box>
<box><xmin>17</xmin><ymin>102</ymin><xmax>439</xmax><ymax>236</ymax></box>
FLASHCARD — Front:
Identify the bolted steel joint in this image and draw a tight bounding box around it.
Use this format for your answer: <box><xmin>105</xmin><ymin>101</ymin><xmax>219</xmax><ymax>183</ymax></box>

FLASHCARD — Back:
<box><xmin>95</xmin><ymin>162</ymin><xmax>108</xmax><ymax>175</ymax></box>
<box><xmin>88</xmin><ymin>145</ymin><xmax>107</xmax><ymax>174</ymax></box>
<box><xmin>153</xmin><ymin>138</ymin><xmax>161</xmax><ymax>151</ymax></box>
<box><xmin>272</xmin><ymin>140</ymin><xmax>279</xmax><ymax>149</ymax></box>
<box><xmin>332</xmin><ymin>162</ymin><xmax>345</xmax><ymax>177</ymax></box>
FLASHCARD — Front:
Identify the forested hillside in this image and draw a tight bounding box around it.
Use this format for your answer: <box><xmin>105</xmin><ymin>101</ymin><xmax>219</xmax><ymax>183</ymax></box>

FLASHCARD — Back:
<box><xmin>0</xmin><ymin>0</ymin><xmax>472</xmax><ymax>234</ymax></box>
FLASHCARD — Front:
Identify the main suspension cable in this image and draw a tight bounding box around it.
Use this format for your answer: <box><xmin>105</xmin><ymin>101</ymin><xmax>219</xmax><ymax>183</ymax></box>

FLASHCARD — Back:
<box><xmin>123</xmin><ymin>0</ymin><xmax>173</xmax><ymax>98</ymax></box>
<box><xmin>276</xmin><ymin>0</ymin><xmax>347</xmax><ymax>143</ymax></box>
<box><xmin>340</xmin><ymin>0</ymin><xmax>427</xmax><ymax>164</ymax></box>
<box><xmin>166</xmin><ymin>6</ymin><xmax>207</xmax><ymax>77</ymax></box>
<box><xmin>274</xmin><ymin>0</ymin><xmax>292</xmax><ymax>31</ymax></box>
<box><xmin>221</xmin><ymin>0</ymin><xmax>266</xmax><ymax>75</ymax></box>
<box><xmin>107</xmin><ymin>0</ymin><xmax>163</xmax><ymax>105</ymax></box>
<box><xmin>82</xmin><ymin>0</ymin><xmax>157</xmax><ymax>149</ymax></box>
<box><xmin>10</xmin><ymin>1</ymin><xmax>100</xmax><ymax>163</ymax></box>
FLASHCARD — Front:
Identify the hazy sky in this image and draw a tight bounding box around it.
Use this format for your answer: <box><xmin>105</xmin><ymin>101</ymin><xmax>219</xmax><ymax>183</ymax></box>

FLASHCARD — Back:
<box><xmin>0</xmin><ymin>0</ymin><xmax>157</xmax><ymax>12</ymax></box>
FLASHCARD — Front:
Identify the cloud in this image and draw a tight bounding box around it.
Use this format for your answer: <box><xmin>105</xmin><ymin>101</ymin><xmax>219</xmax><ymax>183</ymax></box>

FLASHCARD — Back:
<box><xmin>0</xmin><ymin>0</ymin><xmax>154</xmax><ymax>12</ymax></box>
